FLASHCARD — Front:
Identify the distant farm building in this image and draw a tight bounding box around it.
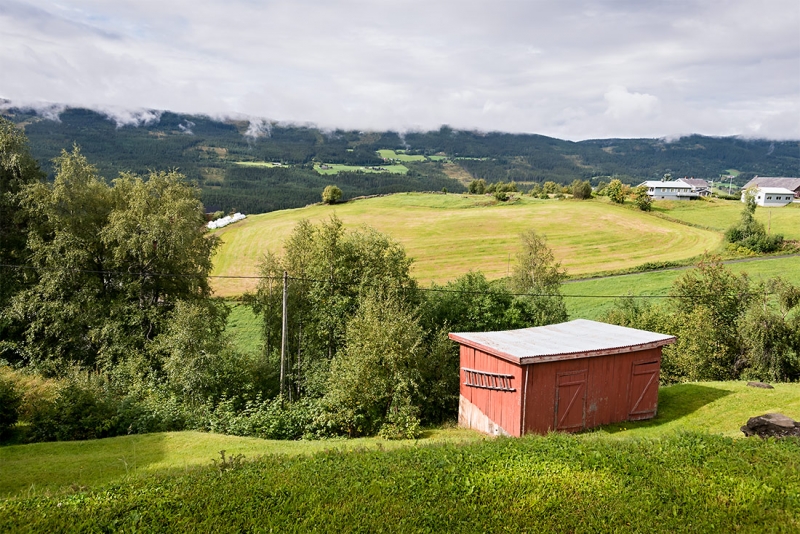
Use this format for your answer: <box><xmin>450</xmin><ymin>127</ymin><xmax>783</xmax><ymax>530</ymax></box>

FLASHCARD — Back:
<box><xmin>742</xmin><ymin>177</ymin><xmax>800</xmax><ymax>198</ymax></box>
<box><xmin>677</xmin><ymin>178</ymin><xmax>711</xmax><ymax>197</ymax></box>
<box><xmin>450</xmin><ymin>320</ymin><xmax>675</xmax><ymax>436</ymax></box>
<box><xmin>639</xmin><ymin>180</ymin><xmax>698</xmax><ymax>200</ymax></box>
<box><xmin>742</xmin><ymin>187</ymin><xmax>796</xmax><ymax>207</ymax></box>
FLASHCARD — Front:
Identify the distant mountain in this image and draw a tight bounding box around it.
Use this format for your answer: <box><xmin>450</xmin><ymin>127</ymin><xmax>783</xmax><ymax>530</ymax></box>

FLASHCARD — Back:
<box><xmin>3</xmin><ymin>106</ymin><xmax>798</xmax><ymax>214</ymax></box>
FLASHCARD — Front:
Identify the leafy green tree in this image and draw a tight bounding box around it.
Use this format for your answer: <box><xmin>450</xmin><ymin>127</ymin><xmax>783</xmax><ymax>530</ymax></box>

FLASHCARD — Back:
<box><xmin>324</xmin><ymin>293</ymin><xmax>424</xmax><ymax>437</ymax></box>
<box><xmin>0</xmin><ymin>118</ymin><xmax>44</xmax><ymax>318</ymax></box>
<box><xmin>543</xmin><ymin>181</ymin><xmax>559</xmax><ymax>194</ymax></box>
<box><xmin>509</xmin><ymin>229</ymin><xmax>568</xmax><ymax>325</ymax></box>
<box><xmin>666</xmin><ymin>256</ymin><xmax>751</xmax><ymax>381</ymax></box>
<box><xmin>6</xmin><ymin>147</ymin><xmax>218</xmax><ymax>372</ymax></box>
<box><xmin>321</xmin><ymin>185</ymin><xmax>342</xmax><ymax>204</ymax></box>
<box><xmin>739</xmin><ymin>278</ymin><xmax>800</xmax><ymax>382</ymax></box>
<box><xmin>633</xmin><ymin>186</ymin><xmax>652</xmax><ymax>211</ymax></box>
<box><xmin>724</xmin><ymin>192</ymin><xmax>783</xmax><ymax>253</ymax></box>
<box><xmin>571</xmin><ymin>180</ymin><xmax>592</xmax><ymax>199</ymax></box>
<box><xmin>529</xmin><ymin>183</ymin><xmax>542</xmax><ymax>196</ymax></box>
<box><xmin>422</xmin><ymin>271</ymin><xmax>542</xmax><ymax>334</ymax></box>
<box><xmin>250</xmin><ymin>217</ymin><xmax>417</xmax><ymax>398</ymax></box>
<box><xmin>606</xmin><ymin>179</ymin><xmax>626</xmax><ymax>204</ymax></box>
<box><xmin>468</xmin><ymin>179</ymin><xmax>486</xmax><ymax>194</ymax></box>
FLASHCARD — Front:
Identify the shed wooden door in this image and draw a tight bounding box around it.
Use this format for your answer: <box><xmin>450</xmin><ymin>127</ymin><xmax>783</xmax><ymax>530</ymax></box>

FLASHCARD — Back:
<box><xmin>554</xmin><ymin>370</ymin><xmax>587</xmax><ymax>431</ymax></box>
<box><xmin>627</xmin><ymin>360</ymin><xmax>659</xmax><ymax>420</ymax></box>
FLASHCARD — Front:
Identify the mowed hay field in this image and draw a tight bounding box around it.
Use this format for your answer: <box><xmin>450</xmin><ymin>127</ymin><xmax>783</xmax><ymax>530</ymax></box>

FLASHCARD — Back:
<box><xmin>565</xmin><ymin>255</ymin><xmax>800</xmax><ymax>320</ymax></box>
<box><xmin>210</xmin><ymin>194</ymin><xmax>723</xmax><ymax>296</ymax></box>
<box><xmin>655</xmin><ymin>198</ymin><xmax>800</xmax><ymax>239</ymax></box>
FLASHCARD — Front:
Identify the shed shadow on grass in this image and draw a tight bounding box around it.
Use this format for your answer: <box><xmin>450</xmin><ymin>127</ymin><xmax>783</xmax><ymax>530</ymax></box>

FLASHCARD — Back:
<box><xmin>598</xmin><ymin>383</ymin><xmax>733</xmax><ymax>435</ymax></box>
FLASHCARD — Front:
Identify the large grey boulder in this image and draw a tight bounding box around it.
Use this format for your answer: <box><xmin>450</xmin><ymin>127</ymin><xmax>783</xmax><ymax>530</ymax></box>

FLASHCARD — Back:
<box><xmin>741</xmin><ymin>413</ymin><xmax>800</xmax><ymax>438</ymax></box>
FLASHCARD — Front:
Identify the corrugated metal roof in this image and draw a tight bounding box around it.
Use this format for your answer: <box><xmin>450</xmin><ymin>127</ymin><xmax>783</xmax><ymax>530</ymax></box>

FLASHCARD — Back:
<box><xmin>639</xmin><ymin>180</ymin><xmax>693</xmax><ymax>189</ymax></box>
<box><xmin>742</xmin><ymin>177</ymin><xmax>800</xmax><ymax>191</ymax></box>
<box><xmin>449</xmin><ymin>319</ymin><xmax>675</xmax><ymax>365</ymax></box>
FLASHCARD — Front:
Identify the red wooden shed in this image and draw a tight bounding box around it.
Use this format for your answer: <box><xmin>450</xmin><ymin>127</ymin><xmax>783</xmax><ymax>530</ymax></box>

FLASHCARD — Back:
<box><xmin>449</xmin><ymin>319</ymin><xmax>676</xmax><ymax>436</ymax></box>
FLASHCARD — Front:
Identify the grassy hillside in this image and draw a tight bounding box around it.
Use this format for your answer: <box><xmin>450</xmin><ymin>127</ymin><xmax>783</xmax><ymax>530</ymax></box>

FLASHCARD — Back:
<box><xmin>210</xmin><ymin>194</ymin><xmax>723</xmax><ymax>296</ymax></box>
<box><xmin>3</xmin><ymin>382</ymin><xmax>796</xmax><ymax>500</ymax></box>
<box><xmin>654</xmin><ymin>198</ymin><xmax>800</xmax><ymax>240</ymax></box>
<box><xmin>2</xmin><ymin>383</ymin><xmax>798</xmax><ymax>532</ymax></box>
<box><xmin>0</xmin><ymin>428</ymin><xmax>482</xmax><ymax>499</ymax></box>
<box><xmin>565</xmin><ymin>255</ymin><xmax>800</xmax><ymax>319</ymax></box>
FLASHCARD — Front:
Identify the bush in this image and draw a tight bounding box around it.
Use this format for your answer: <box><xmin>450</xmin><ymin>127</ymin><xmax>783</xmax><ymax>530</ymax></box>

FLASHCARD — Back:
<box><xmin>571</xmin><ymin>180</ymin><xmax>592</xmax><ymax>199</ymax></box>
<box><xmin>0</xmin><ymin>371</ymin><xmax>21</xmax><ymax>437</ymax></box>
<box><xmin>205</xmin><ymin>395</ymin><xmax>322</xmax><ymax>440</ymax></box>
<box><xmin>725</xmin><ymin>193</ymin><xmax>784</xmax><ymax>253</ymax></box>
<box><xmin>27</xmin><ymin>375</ymin><xmax>120</xmax><ymax>442</ymax></box>
<box><xmin>633</xmin><ymin>186</ymin><xmax>652</xmax><ymax>211</ymax></box>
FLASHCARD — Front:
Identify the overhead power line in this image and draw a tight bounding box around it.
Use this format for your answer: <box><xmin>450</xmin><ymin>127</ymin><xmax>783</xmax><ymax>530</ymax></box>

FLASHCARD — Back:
<box><xmin>0</xmin><ymin>263</ymin><xmax>770</xmax><ymax>300</ymax></box>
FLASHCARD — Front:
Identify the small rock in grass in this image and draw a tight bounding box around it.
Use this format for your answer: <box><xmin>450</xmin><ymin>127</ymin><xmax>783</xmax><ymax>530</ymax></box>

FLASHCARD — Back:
<box><xmin>746</xmin><ymin>381</ymin><xmax>774</xmax><ymax>389</ymax></box>
<box><xmin>741</xmin><ymin>413</ymin><xmax>800</xmax><ymax>439</ymax></box>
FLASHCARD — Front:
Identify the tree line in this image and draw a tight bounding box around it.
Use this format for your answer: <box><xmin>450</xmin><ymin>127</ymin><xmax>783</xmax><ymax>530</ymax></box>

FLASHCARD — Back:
<box><xmin>0</xmin><ymin>117</ymin><xmax>568</xmax><ymax>442</ymax></box>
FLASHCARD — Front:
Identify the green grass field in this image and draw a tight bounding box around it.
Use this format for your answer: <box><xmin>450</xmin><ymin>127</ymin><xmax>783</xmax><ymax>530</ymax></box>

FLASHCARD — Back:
<box><xmin>313</xmin><ymin>163</ymin><xmax>409</xmax><ymax>175</ymax></box>
<box><xmin>0</xmin><ymin>428</ymin><xmax>483</xmax><ymax>499</ymax></box>
<box><xmin>3</xmin><ymin>382</ymin><xmax>796</xmax><ymax>500</ymax></box>
<box><xmin>376</xmin><ymin>149</ymin><xmax>427</xmax><ymax>162</ymax></box>
<box><xmin>210</xmin><ymin>194</ymin><xmax>723</xmax><ymax>296</ymax></box>
<box><xmin>225</xmin><ymin>302</ymin><xmax>262</xmax><ymax>355</ymax></box>
<box><xmin>565</xmin><ymin>255</ymin><xmax>800</xmax><ymax>319</ymax></box>
<box><xmin>653</xmin><ymin>198</ymin><xmax>800</xmax><ymax>239</ymax></box>
<box><xmin>2</xmin><ymin>383</ymin><xmax>798</xmax><ymax>532</ymax></box>
<box><xmin>233</xmin><ymin>161</ymin><xmax>286</xmax><ymax>168</ymax></box>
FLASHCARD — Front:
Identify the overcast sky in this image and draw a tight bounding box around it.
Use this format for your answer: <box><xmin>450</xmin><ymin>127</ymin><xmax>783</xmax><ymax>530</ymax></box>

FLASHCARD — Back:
<box><xmin>1</xmin><ymin>0</ymin><xmax>798</xmax><ymax>140</ymax></box>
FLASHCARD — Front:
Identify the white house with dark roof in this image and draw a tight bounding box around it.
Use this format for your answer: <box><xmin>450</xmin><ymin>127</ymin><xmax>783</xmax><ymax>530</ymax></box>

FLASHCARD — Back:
<box><xmin>639</xmin><ymin>180</ymin><xmax>698</xmax><ymax>200</ymax></box>
<box><xmin>676</xmin><ymin>178</ymin><xmax>711</xmax><ymax>197</ymax></box>
<box><xmin>742</xmin><ymin>187</ymin><xmax>796</xmax><ymax>207</ymax></box>
<box><xmin>742</xmin><ymin>177</ymin><xmax>800</xmax><ymax>198</ymax></box>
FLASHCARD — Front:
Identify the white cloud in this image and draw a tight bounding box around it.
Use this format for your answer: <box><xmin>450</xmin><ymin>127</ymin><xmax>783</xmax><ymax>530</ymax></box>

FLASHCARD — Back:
<box><xmin>604</xmin><ymin>86</ymin><xmax>660</xmax><ymax>120</ymax></box>
<box><xmin>0</xmin><ymin>0</ymin><xmax>798</xmax><ymax>140</ymax></box>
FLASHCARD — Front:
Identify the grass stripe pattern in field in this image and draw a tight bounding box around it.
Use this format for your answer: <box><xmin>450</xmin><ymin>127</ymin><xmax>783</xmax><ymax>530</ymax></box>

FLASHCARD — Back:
<box><xmin>210</xmin><ymin>194</ymin><xmax>723</xmax><ymax>297</ymax></box>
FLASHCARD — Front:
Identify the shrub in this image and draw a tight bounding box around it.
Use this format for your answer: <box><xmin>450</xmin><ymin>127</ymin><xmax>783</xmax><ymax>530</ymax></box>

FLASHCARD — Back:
<box><xmin>0</xmin><ymin>370</ymin><xmax>21</xmax><ymax>437</ymax></box>
<box><xmin>725</xmin><ymin>193</ymin><xmax>783</xmax><ymax>253</ymax></box>
<box><xmin>205</xmin><ymin>395</ymin><xmax>322</xmax><ymax>440</ymax></box>
<box><xmin>633</xmin><ymin>186</ymin><xmax>652</xmax><ymax>211</ymax></box>
<box><xmin>607</xmin><ymin>179</ymin><xmax>627</xmax><ymax>204</ymax></box>
<box><xmin>571</xmin><ymin>180</ymin><xmax>592</xmax><ymax>199</ymax></box>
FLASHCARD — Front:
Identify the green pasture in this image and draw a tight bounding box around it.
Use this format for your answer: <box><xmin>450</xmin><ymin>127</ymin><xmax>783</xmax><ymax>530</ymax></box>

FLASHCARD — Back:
<box><xmin>653</xmin><ymin>198</ymin><xmax>800</xmax><ymax>239</ymax></box>
<box><xmin>0</xmin><ymin>428</ymin><xmax>483</xmax><ymax>499</ymax></box>
<box><xmin>226</xmin><ymin>302</ymin><xmax>262</xmax><ymax>355</ymax></box>
<box><xmin>596</xmin><ymin>381</ymin><xmax>800</xmax><ymax>438</ymax></box>
<box><xmin>376</xmin><ymin>149</ymin><xmax>427</xmax><ymax>162</ymax></box>
<box><xmin>313</xmin><ymin>163</ymin><xmax>409</xmax><ymax>175</ymax></box>
<box><xmin>565</xmin><ymin>255</ymin><xmax>800</xmax><ymax>319</ymax></box>
<box><xmin>2</xmin><ymin>383</ymin><xmax>798</xmax><ymax>532</ymax></box>
<box><xmin>210</xmin><ymin>194</ymin><xmax>723</xmax><ymax>297</ymax></box>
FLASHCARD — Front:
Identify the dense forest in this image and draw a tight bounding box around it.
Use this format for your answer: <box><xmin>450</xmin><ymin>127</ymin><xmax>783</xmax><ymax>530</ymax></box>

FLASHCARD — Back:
<box><xmin>3</xmin><ymin>106</ymin><xmax>798</xmax><ymax>214</ymax></box>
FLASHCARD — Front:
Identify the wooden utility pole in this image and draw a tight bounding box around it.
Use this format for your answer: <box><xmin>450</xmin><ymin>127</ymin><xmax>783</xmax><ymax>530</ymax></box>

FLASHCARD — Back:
<box><xmin>280</xmin><ymin>270</ymin><xmax>288</xmax><ymax>401</ymax></box>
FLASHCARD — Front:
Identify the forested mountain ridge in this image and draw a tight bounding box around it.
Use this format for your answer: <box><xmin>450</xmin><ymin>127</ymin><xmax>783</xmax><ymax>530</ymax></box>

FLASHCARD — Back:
<box><xmin>3</xmin><ymin>106</ymin><xmax>798</xmax><ymax>214</ymax></box>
